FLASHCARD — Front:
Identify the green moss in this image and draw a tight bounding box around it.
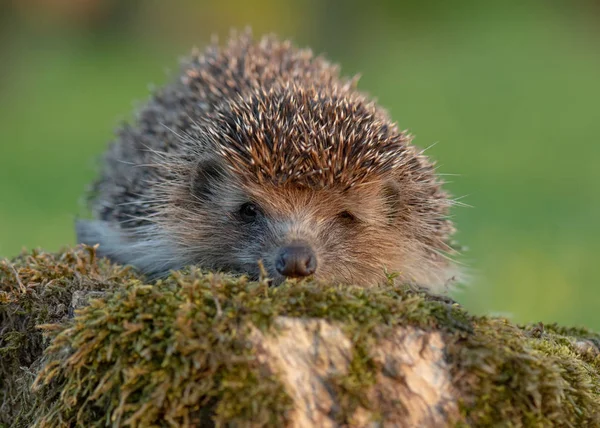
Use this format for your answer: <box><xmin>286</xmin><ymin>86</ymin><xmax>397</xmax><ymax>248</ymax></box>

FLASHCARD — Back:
<box><xmin>448</xmin><ymin>318</ymin><xmax>600</xmax><ymax>426</ymax></box>
<box><xmin>541</xmin><ymin>322</ymin><xmax>600</xmax><ymax>349</ymax></box>
<box><xmin>328</xmin><ymin>340</ymin><xmax>380</xmax><ymax>425</ymax></box>
<box><xmin>1</xmin><ymin>246</ymin><xmax>599</xmax><ymax>426</ymax></box>
<box><xmin>31</xmin><ymin>270</ymin><xmax>295</xmax><ymax>427</ymax></box>
<box><xmin>0</xmin><ymin>246</ymin><xmax>136</xmax><ymax>426</ymax></box>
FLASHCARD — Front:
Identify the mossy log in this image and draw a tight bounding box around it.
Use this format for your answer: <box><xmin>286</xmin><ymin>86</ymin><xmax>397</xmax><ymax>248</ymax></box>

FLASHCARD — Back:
<box><xmin>1</xmin><ymin>247</ymin><xmax>599</xmax><ymax>427</ymax></box>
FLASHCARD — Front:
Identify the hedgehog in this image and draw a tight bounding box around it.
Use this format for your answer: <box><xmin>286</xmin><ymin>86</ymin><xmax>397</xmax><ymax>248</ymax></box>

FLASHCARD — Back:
<box><xmin>77</xmin><ymin>31</ymin><xmax>459</xmax><ymax>291</ymax></box>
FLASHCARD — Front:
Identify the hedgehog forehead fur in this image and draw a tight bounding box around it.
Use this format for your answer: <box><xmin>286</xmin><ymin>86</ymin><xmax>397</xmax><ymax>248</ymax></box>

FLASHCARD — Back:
<box><xmin>202</xmin><ymin>83</ymin><xmax>411</xmax><ymax>189</ymax></box>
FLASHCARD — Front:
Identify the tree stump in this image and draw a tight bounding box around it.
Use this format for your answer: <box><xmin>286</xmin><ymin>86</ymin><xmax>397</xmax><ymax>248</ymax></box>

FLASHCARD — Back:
<box><xmin>1</xmin><ymin>246</ymin><xmax>599</xmax><ymax>427</ymax></box>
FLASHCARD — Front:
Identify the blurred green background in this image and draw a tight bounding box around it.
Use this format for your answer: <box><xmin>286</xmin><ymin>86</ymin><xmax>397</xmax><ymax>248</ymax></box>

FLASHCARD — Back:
<box><xmin>1</xmin><ymin>0</ymin><xmax>598</xmax><ymax>329</ymax></box>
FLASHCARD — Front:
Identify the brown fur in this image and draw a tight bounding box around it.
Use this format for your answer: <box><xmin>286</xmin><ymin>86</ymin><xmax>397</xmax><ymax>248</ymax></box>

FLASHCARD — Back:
<box><xmin>77</xmin><ymin>31</ymin><xmax>458</xmax><ymax>290</ymax></box>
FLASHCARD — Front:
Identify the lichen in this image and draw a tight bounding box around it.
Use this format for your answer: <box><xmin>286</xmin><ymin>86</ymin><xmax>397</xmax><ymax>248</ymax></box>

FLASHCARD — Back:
<box><xmin>1</xmin><ymin>246</ymin><xmax>599</xmax><ymax>427</ymax></box>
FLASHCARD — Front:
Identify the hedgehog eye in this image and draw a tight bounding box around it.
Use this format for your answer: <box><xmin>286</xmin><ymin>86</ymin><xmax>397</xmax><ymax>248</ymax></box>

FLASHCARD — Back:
<box><xmin>238</xmin><ymin>202</ymin><xmax>261</xmax><ymax>222</ymax></box>
<box><xmin>337</xmin><ymin>210</ymin><xmax>357</xmax><ymax>223</ymax></box>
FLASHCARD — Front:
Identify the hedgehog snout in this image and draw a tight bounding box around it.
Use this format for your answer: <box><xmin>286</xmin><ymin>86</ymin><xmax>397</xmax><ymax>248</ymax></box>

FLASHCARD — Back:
<box><xmin>274</xmin><ymin>242</ymin><xmax>317</xmax><ymax>278</ymax></box>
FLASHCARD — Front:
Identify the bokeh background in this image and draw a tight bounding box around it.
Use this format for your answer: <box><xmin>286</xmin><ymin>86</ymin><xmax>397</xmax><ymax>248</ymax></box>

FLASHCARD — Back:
<box><xmin>1</xmin><ymin>0</ymin><xmax>598</xmax><ymax>329</ymax></box>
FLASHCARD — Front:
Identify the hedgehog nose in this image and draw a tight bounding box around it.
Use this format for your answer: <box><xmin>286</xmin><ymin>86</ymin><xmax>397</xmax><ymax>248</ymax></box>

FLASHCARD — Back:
<box><xmin>275</xmin><ymin>244</ymin><xmax>317</xmax><ymax>278</ymax></box>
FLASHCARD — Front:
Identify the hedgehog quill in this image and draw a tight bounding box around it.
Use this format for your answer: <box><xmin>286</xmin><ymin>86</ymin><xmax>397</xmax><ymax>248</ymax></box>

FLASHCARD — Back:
<box><xmin>77</xmin><ymin>32</ymin><xmax>460</xmax><ymax>291</ymax></box>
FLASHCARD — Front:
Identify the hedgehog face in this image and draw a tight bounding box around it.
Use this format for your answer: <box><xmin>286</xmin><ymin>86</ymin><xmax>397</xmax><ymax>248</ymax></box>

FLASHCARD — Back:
<box><xmin>239</xmin><ymin>182</ymin><xmax>410</xmax><ymax>286</ymax></box>
<box><xmin>159</xmin><ymin>155</ymin><xmax>452</xmax><ymax>288</ymax></box>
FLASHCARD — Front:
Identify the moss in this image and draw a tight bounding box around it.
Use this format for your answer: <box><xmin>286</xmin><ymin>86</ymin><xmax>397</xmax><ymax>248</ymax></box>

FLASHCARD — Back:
<box><xmin>1</xmin><ymin>246</ymin><xmax>599</xmax><ymax>427</ymax></box>
<box><xmin>0</xmin><ymin>246</ymin><xmax>136</xmax><ymax>426</ymax></box>
<box><xmin>327</xmin><ymin>339</ymin><xmax>380</xmax><ymax>424</ymax></box>
<box><xmin>31</xmin><ymin>270</ymin><xmax>294</xmax><ymax>427</ymax></box>
<box><xmin>448</xmin><ymin>318</ymin><xmax>600</xmax><ymax>426</ymax></box>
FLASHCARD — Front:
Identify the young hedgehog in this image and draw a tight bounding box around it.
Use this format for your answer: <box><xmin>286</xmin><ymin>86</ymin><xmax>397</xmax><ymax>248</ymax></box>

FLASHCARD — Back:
<box><xmin>77</xmin><ymin>32</ymin><xmax>459</xmax><ymax>291</ymax></box>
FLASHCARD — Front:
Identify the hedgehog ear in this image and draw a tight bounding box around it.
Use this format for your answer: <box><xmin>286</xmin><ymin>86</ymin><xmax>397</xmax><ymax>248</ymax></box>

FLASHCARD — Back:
<box><xmin>382</xmin><ymin>180</ymin><xmax>402</xmax><ymax>223</ymax></box>
<box><xmin>190</xmin><ymin>157</ymin><xmax>227</xmax><ymax>201</ymax></box>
